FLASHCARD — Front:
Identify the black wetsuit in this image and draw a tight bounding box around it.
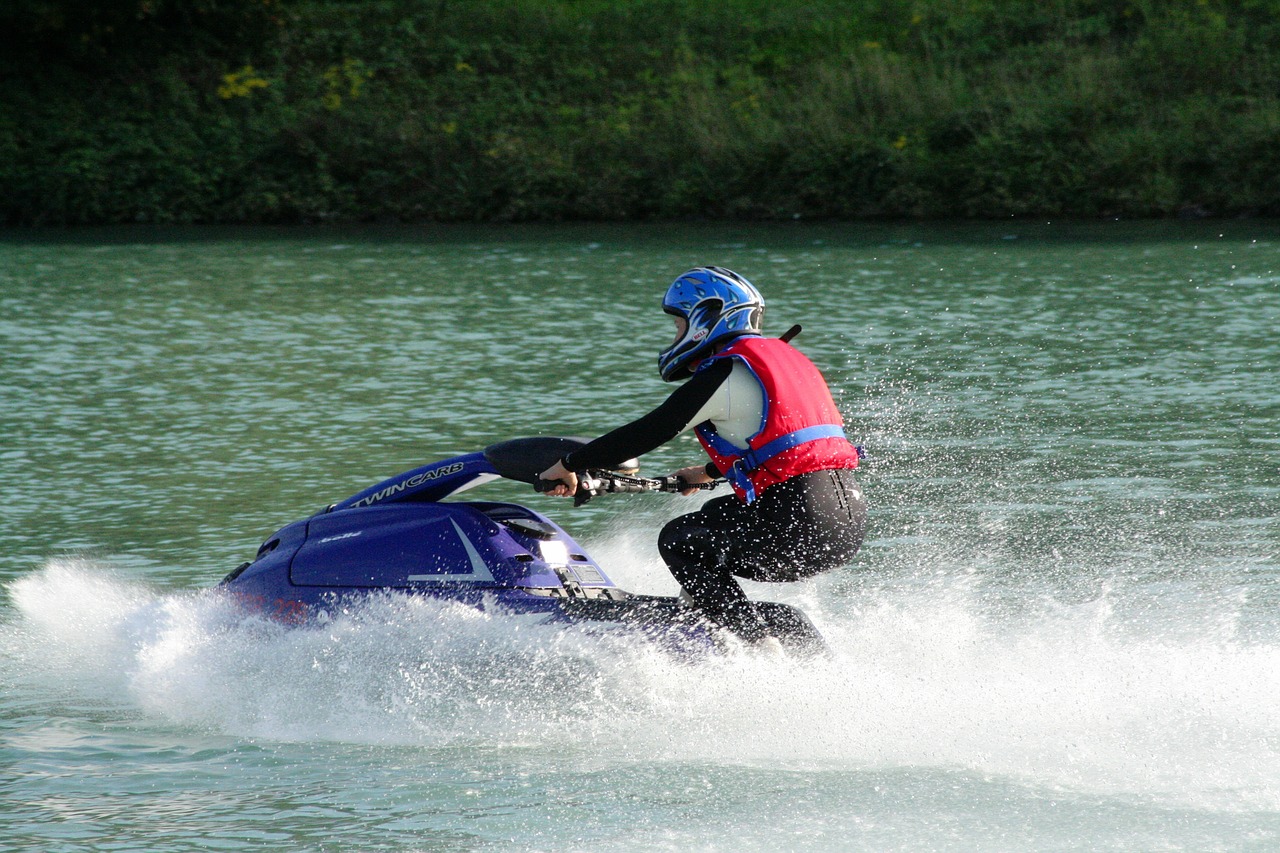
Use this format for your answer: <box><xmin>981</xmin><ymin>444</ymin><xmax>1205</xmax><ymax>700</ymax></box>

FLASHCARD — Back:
<box><xmin>563</xmin><ymin>361</ymin><xmax>867</xmax><ymax>640</ymax></box>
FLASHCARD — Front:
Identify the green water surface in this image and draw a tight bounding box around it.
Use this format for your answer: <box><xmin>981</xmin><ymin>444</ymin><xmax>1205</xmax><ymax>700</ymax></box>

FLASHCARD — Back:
<box><xmin>1</xmin><ymin>222</ymin><xmax>1278</xmax><ymax>852</ymax></box>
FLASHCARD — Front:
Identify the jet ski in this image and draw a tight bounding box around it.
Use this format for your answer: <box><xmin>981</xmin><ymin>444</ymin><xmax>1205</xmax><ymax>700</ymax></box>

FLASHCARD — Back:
<box><xmin>218</xmin><ymin>437</ymin><xmax>825</xmax><ymax>654</ymax></box>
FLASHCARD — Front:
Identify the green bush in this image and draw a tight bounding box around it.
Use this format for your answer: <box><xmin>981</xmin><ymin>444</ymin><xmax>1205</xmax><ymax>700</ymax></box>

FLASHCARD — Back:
<box><xmin>2</xmin><ymin>0</ymin><xmax>1278</xmax><ymax>224</ymax></box>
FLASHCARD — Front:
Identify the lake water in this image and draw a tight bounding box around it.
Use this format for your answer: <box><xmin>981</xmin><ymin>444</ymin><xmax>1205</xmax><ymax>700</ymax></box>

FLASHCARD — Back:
<box><xmin>1</xmin><ymin>222</ymin><xmax>1277</xmax><ymax>851</ymax></box>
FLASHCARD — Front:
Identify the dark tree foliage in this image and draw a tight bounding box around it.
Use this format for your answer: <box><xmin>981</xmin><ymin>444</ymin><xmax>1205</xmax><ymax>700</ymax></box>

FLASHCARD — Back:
<box><xmin>2</xmin><ymin>0</ymin><xmax>1278</xmax><ymax>225</ymax></box>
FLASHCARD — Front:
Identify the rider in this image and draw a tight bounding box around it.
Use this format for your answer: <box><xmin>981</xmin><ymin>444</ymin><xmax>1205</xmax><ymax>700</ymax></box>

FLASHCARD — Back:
<box><xmin>539</xmin><ymin>267</ymin><xmax>867</xmax><ymax>641</ymax></box>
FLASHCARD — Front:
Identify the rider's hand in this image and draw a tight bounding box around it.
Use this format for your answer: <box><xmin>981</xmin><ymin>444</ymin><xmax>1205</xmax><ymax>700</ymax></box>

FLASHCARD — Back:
<box><xmin>672</xmin><ymin>465</ymin><xmax>713</xmax><ymax>496</ymax></box>
<box><xmin>539</xmin><ymin>459</ymin><xmax>578</xmax><ymax>497</ymax></box>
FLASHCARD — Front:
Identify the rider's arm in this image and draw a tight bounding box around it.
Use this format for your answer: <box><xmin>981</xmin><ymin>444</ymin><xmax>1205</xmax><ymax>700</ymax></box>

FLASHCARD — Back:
<box><xmin>561</xmin><ymin>359</ymin><xmax>733</xmax><ymax>471</ymax></box>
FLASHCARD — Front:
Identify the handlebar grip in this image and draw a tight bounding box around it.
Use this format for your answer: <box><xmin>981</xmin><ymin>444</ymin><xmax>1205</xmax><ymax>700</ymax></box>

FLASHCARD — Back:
<box><xmin>659</xmin><ymin>475</ymin><xmax>722</xmax><ymax>493</ymax></box>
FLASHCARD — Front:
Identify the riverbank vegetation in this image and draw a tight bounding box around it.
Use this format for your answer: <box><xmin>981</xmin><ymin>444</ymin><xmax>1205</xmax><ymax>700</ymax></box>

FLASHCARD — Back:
<box><xmin>3</xmin><ymin>0</ymin><xmax>1279</xmax><ymax>224</ymax></box>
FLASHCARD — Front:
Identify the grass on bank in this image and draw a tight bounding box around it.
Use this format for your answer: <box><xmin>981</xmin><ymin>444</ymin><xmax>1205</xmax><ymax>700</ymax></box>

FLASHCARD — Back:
<box><xmin>2</xmin><ymin>0</ymin><xmax>1279</xmax><ymax>224</ymax></box>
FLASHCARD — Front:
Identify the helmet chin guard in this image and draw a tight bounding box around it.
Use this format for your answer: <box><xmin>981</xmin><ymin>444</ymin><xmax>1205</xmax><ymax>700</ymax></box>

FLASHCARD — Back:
<box><xmin>658</xmin><ymin>267</ymin><xmax>764</xmax><ymax>381</ymax></box>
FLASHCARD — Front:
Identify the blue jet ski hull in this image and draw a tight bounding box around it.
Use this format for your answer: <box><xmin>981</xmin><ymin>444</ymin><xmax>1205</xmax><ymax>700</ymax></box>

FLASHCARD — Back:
<box><xmin>218</xmin><ymin>438</ymin><xmax>825</xmax><ymax>654</ymax></box>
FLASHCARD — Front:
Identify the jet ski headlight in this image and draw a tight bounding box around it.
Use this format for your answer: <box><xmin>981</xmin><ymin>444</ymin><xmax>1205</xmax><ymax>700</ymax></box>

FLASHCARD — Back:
<box><xmin>539</xmin><ymin>539</ymin><xmax>570</xmax><ymax>567</ymax></box>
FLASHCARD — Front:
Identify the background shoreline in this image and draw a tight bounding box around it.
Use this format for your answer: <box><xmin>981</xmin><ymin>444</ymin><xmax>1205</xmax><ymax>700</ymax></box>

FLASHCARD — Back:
<box><xmin>4</xmin><ymin>0</ymin><xmax>1279</xmax><ymax>226</ymax></box>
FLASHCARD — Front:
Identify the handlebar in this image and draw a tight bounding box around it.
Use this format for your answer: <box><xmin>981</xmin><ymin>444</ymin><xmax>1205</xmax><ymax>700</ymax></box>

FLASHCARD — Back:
<box><xmin>536</xmin><ymin>469</ymin><xmax>721</xmax><ymax>506</ymax></box>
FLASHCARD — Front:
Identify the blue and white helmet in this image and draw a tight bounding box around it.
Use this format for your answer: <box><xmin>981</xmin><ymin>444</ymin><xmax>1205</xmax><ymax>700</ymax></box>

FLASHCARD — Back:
<box><xmin>658</xmin><ymin>266</ymin><xmax>764</xmax><ymax>381</ymax></box>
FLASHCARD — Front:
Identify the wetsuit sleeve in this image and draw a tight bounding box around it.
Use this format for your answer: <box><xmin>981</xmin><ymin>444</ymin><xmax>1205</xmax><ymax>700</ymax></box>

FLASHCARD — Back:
<box><xmin>561</xmin><ymin>359</ymin><xmax>733</xmax><ymax>471</ymax></box>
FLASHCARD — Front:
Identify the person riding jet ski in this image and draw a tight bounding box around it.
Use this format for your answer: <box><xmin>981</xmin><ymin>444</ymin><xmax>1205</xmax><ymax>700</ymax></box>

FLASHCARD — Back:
<box><xmin>539</xmin><ymin>266</ymin><xmax>867</xmax><ymax>641</ymax></box>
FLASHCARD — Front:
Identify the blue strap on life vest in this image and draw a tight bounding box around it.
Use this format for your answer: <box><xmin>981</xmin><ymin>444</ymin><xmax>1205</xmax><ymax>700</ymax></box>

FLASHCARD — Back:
<box><xmin>726</xmin><ymin>423</ymin><xmax>849</xmax><ymax>504</ymax></box>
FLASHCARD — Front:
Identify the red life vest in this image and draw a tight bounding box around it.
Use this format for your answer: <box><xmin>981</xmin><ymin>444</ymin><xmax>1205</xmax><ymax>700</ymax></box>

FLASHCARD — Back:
<box><xmin>694</xmin><ymin>336</ymin><xmax>859</xmax><ymax>503</ymax></box>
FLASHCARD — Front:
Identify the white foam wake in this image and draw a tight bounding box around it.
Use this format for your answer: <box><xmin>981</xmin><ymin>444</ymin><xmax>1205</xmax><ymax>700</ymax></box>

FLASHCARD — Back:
<box><xmin>6</xmin><ymin>556</ymin><xmax>1280</xmax><ymax>812</ymax></box>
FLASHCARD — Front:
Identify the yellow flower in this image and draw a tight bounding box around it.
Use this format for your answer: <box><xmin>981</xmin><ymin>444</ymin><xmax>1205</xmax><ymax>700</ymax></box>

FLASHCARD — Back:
<box><xmin>217</xmin><ymin>65</ymin><xmax>269</xmax><ymax>99</ymax></box>
<box><xmin>893</xmin><ymin>134</ymin><xmax>909</xmax><ymax>150</ymax></box>
<box><xmin>322</xmin><ymin>59</ymin><xmax>372</xmax><ymax>110</ymax></box>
